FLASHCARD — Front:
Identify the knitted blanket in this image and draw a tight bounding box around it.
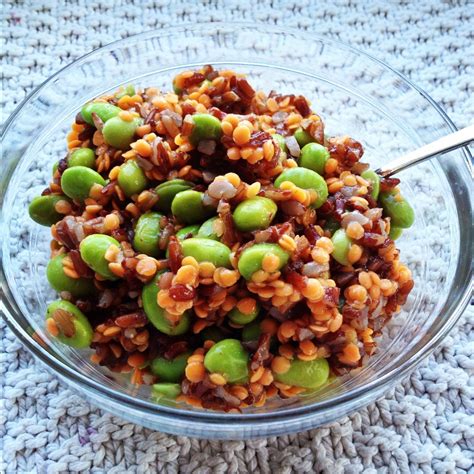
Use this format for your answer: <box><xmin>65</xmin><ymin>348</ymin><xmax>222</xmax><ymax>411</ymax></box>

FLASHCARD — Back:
<box><xmin>1</xmin><ymin>1</ymin><xmax>473</xmax><ymax>472</ymax></box>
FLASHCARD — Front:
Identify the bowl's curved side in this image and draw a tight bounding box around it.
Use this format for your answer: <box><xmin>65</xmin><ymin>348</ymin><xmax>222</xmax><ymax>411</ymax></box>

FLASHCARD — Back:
<box><xmin>1</xmin><ymin>23</ymin><xmax>472</xmax><ymax>438</ymax></box>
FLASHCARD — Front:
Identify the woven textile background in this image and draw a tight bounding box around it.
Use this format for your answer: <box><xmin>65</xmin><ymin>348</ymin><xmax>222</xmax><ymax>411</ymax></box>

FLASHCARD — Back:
<box><xmin>1</xmin><ymin>1</ymin><xmax>473</xmax><ymax>472</ymax></box>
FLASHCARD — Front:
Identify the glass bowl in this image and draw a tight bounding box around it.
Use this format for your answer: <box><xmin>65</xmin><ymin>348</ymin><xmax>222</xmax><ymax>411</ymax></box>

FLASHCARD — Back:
<box><xmin>1</xmin><ymin>24</ymin><xmax>472</xmax><ymax>440</ymax></box>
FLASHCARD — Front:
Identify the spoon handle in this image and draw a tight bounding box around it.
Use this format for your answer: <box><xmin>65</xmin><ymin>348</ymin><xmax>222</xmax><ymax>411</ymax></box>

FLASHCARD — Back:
<box><xmin>376</xmin><ymin>124</ymin><xmax>474</xmax><ymax>177</ymax></box>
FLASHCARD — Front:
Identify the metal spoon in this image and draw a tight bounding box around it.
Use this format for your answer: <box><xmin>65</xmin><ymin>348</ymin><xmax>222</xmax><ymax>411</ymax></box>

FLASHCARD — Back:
<box><xmin>376</xmin><ymin>124</ymin><xmax>474</xmax><ymax>177</ymax></box>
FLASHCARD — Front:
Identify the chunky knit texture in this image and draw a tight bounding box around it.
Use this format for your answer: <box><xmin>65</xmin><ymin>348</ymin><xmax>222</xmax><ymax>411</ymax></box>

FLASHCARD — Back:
<box><xmin>1</xmin><ymin>1</ymin><xmax>473</xmax><ymax>472</ymax></box>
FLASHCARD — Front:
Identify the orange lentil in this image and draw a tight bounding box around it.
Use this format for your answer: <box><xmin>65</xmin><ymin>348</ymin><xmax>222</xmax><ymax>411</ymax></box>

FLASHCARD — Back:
<box><xmin>301</xmin><ymin>278</ymin><xmax>324</xmax><ymax>301</ymax></box>
<box><xmin>249</xmin><ymin>382</ymin><xmax>264</xmax><ymax>396</ymax></box>
<box><xmin>343</xmin><ymin>174</ymin><xmax>357</xmax><ymax>186</ymax></box>
<box><xmin>132</xmin><ymin>139</ymin><xmax>152</xmax><ymax>157</ymax></box>
<box><xmin>222</xmin><ymin>121</ymin><xmax>234</xmax><ymax>136</ymax></box>
<box><xmin>260</xmin><ymin>369</ymin><xmax>274</xmax><ymax>386</ymax></box>
<box><xmin>63</xmin><ymin>267</ymin><xmax>80</xmax><ymax>279</ymax></box>
<box><xmin>369</xmin><ymin>285</ymin><xmax>381</xmax><ymax>300</ymax></box>
<box><xmin>347</xmin><ymin>244</ymin><xmax>363</xmax><ymax>264</ymax></box>
<box><xmin>185</xmin><ymin>362</ymin><xmax>206</xmax><ymax>383</ymax></box>
<box><xmin>263</xmin><ymin>140</ymin><xmax>275</xmax><ymax>161</ymax></box>
<box><xmin>271</xmin><ymin>356</ymin><xmax>291</xmax><ymax>374</ymax></box>
<box><xmin>103</xmin><ymin>213</ymin><xmax>120</xmax><ymax>232</ymax></box>
<box><xmin>174</xmin><ymin>265</ymin><xmax>199</xmax><ymax>285</ymax></box>
<box><xmin>341</xmin><ymin>343</ymin><xmax>361</xmax><ymax>362</ymax></box>
<box><xmin>46</xmin><ymin>318</ymin><xmax>60</xmax><ymax>337</ymax></box>
<box><xmin>227</xmin><ymin>147</ymin><xmax>241</xmax><ymax>161</ymax></box>
<box><xmin>325</xmin><ymin>158</ymin><xmax>338</xmax><ymax>174</ymax></box>
<box><xmin>54</xmin><ymin>200</ymin><xmax>72</xmax><ymax>214</ymax></box>
<box><xmin>233</xmin><ymin>125</ymin><xmax>251</xmax><ymax>145</ymax></box>
<box><xmin>213</xmin><ymin>268</ymin><xmax>240</xmax><ymax>287</ymax></box>
<box><xmin>209</xmin><ymin>373</ymin><xmax>227</xmax><ymax>386</ymax></box>
<box><xmin>280</xmin><ymin>320</ymin><xmax>297</xmax><ymax>339</ymax></box>
<box><xmin>103</xmin><ymin>326</ymin><xmax>122</xmax><ymax>337</ymax></box>
<box><xmin>311</xmin><ymin>247</ymin><xmax>330</xmax><ymax>264</ymax></box>
<box><xmin>300</xmin><ymin>339</ymin><xmax>317</xmax><ymax>356</ymax></box>
<box><xmin>358</xmin><ymin>271</ymin><xmax>372</xmax><ymax>289</ymax></box>
<box><xmin>118</xmin><ymin>110</ymin><xmax>134</xmax><ymax>122</ymax></box>
<box><xmin>230</xmin><ymin>386</ymin><xmax>249</xmax><ymax>400</ymax></box>
<box><xmin>250</xmin><ymin>366</ymin><xmax>265</xmax><ymax>383</ymax></box>
<box><xmin>346</xmin><ymin>284</ymin><xmax>368</xmax><ymax>302</ymax></box>
<box><xmin>345</xmin><ymin>221</ymin><xmax>365</xmax><ymax>240</ymax></box>
<box><xmin>224</xmin><ymin>172</ymin><xmax>241</xmax><ymax>188</ymax></box>
<box><xmin>108</xmin><ymin>262</ymin><xmax>125</xmax><ymax>278</ymax></box>
<box><xmin>297</xmin><ymin>352</ymin><xmax>318</xmax><ymax>361</ymax></box>
<box><xmin>128</xmin><ymin>353</ymin><xmax>146</xmax><ymax>368</ymax></box>
<box><xmin>328</xmin><ymin>181</ymin><xmax>344</xmax><ymax>193</ymax></box>
<box><xmin>246</xmin><ymin>181</ymin><xmax>261</xmax><ymax>198</ymax></box>
<box><xmin>104</xmin><ymin>244</ymin><xmax>120</xmax><ymax>262</ymax></box>
<box><xmin>198</xmin><ymin>261</ymin><xmax>216</xmax><ymax>278</ymax></box>
<box><xmin>251</xmin><ymin>270</ymin><xmax>270</xmax><ymax>283</ymax></box>
<box><xmin>278</xmin><ymin>235</ymin><xmax>297</xmax><ymax>252</ymax></box>
<box><xmin>136</xmin><ymin>258</ymin><xmax>158</xmax><ymax>277</ymax></box>
<box><xmin>261</xmin><ymin>253</ymin><xmax>281</xmax><ymax>273</ymax></box>
<box><xmin>398</xmin><ymin>266</ymin><xmax>412</xmax><ymax>285</ymax></box>
<box><xmin>236</xmin><ymin>297</ymin><xmax>257</xmax><ymax>315</ymax></box>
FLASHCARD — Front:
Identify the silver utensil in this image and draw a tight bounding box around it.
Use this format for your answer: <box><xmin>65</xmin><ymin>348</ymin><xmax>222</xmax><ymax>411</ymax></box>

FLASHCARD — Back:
<box><xmin>376</xmin><ymin>124</ymin><xmax>474</xmax><ymax>177</ymax></box>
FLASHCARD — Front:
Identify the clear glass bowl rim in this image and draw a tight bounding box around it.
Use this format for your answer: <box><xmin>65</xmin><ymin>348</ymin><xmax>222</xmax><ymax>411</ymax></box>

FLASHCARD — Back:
<box><xmin>1</xmin><ymin>23</ymin><xmax>472</xmax><ymax>429</ymax></box>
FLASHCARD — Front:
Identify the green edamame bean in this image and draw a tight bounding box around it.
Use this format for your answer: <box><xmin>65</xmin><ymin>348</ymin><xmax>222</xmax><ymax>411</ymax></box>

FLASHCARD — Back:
<box><xmin>274</xmin><ymin>167</ymin><xmax>328</xmax><ymax>209</ymax></box>
<box><xmin>204</xmin><ymin>339</ymin><xmax>249</xmax><ymax>384</ymax></box>
<box><xmin>79</xmin><ymin>234</ymin><xmax>121</xmax><ymax>280</ymax></box>
<box><xmin>323</xmin><ymin>217</ymin><xmax>340</xmax><ymax>236</ymax></box>
<box><xmin>155</xmin><ymin>179</ymin><xmax>193</xmax><ymax>212</ymax></box>
<box><xmin>389</xmin><ymin>225</ymin><xmax>403</xmax><ymax>240</ymax></box>
<box><xmin>233</xmin><ymin>197</ymin><xmax>278</xmax><ymax>232</ymax></box>
<box><xmin>238</xmin><ymin>243</ymin><xmax>290</xmax><ymax>280</ymax></box>
<box><xmin>361</xmin><ymin>170</ymin><xmax>381</xmax><ymax>200</ymax></box>
<box><xmin>299</xmin><ymin>143</ymin><xmax>330</xmax><ymax>175</ymax></box>
<box><xmin>52</xmin><ymin>161</ymin><xmax>59</xmax><ymax>174</ymax></box>
<box><xmin>102</xmin><ymin>116</ymin><xmax>142</xmax><ymax>150</ymax></box>
<box><xmin>152</xmin><ymin>383</ymin><xmax>181</xmax><ymax>400</ymax></box>
<box><xmin>150</xmin><ymin>352</ymin><xmax>191</xmax><ymax>382</ymax></box>
<box><xmin>294</xmin><ymin>127</ymin><xmax>314</xmax><ymax>148</ymax></box>
<box><xmin>142</xmin><ymin>272</ymin><xmax>191</xmax><ymax>335</ymax></box>
<box><xmin>133</xmin><ymin>212</ymin><xmax>163</xmax><ymax>257</ymax></box>
<box><xmin>180</xmin><ymin>238</ymin><xmax>231</xmax><ymax>268</ymax></box>
<box><xmin>46</xmin><ymin>300</ymin><xmax>93</xmax><ymax>348</ymax></box>
<box><xmin>68</xmin><ymin>148</ymin><xmax>96</xmax><ymax>169</ymax></box>
<box><xmin>272</xmin><ymin>133</ymin><xmax>288</xmax><ymax>153</ymax></box>
<box><xmin>80</xmin><ymin>102</ymin><xmax>121</xmax><ymax>125</ymax></box>
<box><xmin>171</xmin><ymin>190</ymin><xmax>214</xmax><ymax>224</ymax></box>
<box><xmin>118</xmin><ymin>160</ymin><xmax>148</xmax><ymax>197</ymax></box>
<box><xmin>201</xmin><ymin>326</ymin><xmax>227</xmax><ymax>343</ymax></box>
<box><xmin>189</xmin><ymin>113</ymin><xmax>222</xmax><ymax>145</ymax></box>
<box><xmin>331</xmin><ymin>228</ymin><xmax>352</xmax><ymax>266</ymax></box>
<box><xmin>228</xmin><ymin>301</ymin><xmax>260</xmax><ymax>325</ymax></box>
<box><xmin>61</xmin><ymin>166</ymin><xmax>106</xmax><ymax>201</ymax></box>
<box><xmin>241</xmin><ymin>320</ymin><xmax>261</xmax><ymax>342</ymax></box>
<box><xmin>274</xmin><ymin>358</ymin><xmax>329</xmax><ymax>389</ymax></box>
<box><xmin>197</xmin><ymin>216</ymin><xmax>220</xmax><ymax>240</ymax></box>
<box><xmin>46</xmin><ymin>254</ymin><xmax>95</xmax><ymax>296</ymax></box>
<box><xmin>176</xmin><ymin>224</ymin><xmax>200</xmax><ymax>240</ymax></box>
<box><xmin>115</xmin><ymin>84</ymin><xmax>135</xmax><ymax>99</ymax></box>
<box><xmin>28</xmin><ymin>195</ymin><xmax>69</xmax><ymax>226</ymax></box>
<box><xmin>379</xmin><ymin>190</ymin><xmax>415</xmax><ymax>229</ymax></box>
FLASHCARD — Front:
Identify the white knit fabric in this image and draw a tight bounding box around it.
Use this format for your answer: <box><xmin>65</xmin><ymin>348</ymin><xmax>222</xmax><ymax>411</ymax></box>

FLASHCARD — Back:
<box><xmin>1</xmin><ymin>1</ymin><xmax>473</xmax><ymax>472</ymax></box>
